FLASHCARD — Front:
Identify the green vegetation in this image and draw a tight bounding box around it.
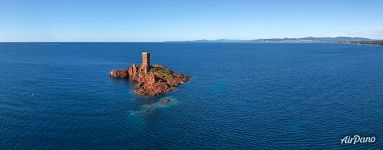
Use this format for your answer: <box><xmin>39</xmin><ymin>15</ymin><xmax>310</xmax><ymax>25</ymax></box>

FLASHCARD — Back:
<box><xmin>150</xmin><ymin>67</ymin><xmax>174</xmax><ymax>79</ymax></box>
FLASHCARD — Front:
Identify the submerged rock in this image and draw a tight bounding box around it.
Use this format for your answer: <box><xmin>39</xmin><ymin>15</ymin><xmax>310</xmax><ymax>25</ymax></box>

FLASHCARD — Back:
<box><xmin>129</xmin><ymin>97</ymin><xmax>177</xmax><ymax>117</ymax></box>
<box><xmin>160</xmin><ymin>97</ymin><xmax>171</xmax><ymax>104</ymax></box>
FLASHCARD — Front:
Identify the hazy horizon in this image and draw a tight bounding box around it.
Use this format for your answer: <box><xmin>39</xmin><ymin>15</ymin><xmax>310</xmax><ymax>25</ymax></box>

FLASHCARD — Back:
<box><xmin>0</xmin><ymin>36</ymin><xmax>379</xmax><ymax>43</ymax></box>
<box><xmin>1</xmin><ymin>0</ymin><xmax>383</xmax><ymax>42</ymax></box>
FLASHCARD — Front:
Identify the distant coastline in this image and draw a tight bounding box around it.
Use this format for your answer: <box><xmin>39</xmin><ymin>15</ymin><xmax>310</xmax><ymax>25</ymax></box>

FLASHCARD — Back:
<box><xmin>1</xmin><ymin>37</ymin><xmax>381</xmax><ymax>44</ymax></box>
<box><xmin>166</xmin><ymin>37</ymin><xmax>372</xmax><ymax>43</ymax></box>
<box><xmin>350</xmin><ymin>40</ymin><xmax>383</xmax><ymax>46</ymax></box>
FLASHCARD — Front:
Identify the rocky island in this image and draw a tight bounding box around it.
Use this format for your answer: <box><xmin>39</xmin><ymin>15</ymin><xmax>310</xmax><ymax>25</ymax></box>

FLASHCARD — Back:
<box><xmin>109</xmin><ymin>52</ymin><xmax>190</xmax><ymax>96</ymax></box>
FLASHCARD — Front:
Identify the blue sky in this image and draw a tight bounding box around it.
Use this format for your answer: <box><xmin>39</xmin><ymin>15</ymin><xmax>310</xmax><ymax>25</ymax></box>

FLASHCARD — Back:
<box><xmin>0</xmin><ymin>0</ymin><xmax>382</xmax><ymax>41</ymax></box>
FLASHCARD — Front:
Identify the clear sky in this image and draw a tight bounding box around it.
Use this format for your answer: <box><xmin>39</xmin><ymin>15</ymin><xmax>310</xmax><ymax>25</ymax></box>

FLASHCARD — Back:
<box><xmin>0</xmin><ymin>0</ymin><xmax>382</xmax><ymax>42</ymax></box>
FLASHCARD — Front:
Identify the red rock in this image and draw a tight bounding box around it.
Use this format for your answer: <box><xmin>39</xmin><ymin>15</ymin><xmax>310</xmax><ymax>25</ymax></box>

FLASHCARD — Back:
<box><xmin>110</xmin><ymin>64</ymin><xmax>190</xmax><ymax>96</ymax></box>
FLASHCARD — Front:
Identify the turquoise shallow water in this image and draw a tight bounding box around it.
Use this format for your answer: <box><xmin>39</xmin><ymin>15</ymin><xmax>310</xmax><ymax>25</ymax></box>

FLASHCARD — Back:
<box><xmin>0</xmin><ymin>43</ymin><xmax>383</xmax><ymax>149</ymax></box>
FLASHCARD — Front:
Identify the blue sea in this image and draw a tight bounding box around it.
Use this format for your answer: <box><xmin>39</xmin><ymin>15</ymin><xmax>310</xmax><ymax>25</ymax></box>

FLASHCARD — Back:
<box><xmin>0</xmin><ymin>43</ymin><xmax>382</xmax><ymax>149</ymax></box>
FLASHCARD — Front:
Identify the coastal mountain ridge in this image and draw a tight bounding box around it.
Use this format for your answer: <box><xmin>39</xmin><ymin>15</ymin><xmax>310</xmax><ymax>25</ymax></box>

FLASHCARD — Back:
<box><xmin>167</xmin><ymin>37</ymin><xmax>372</xmax><ymax>43</ymax></box>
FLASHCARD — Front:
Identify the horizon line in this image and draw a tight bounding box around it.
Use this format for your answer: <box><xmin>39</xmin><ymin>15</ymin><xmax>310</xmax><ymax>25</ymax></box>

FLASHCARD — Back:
<box><xmin>0</xmin><ymin>36</ymin><xmax>381</xmax><ymax>43</ymax></box>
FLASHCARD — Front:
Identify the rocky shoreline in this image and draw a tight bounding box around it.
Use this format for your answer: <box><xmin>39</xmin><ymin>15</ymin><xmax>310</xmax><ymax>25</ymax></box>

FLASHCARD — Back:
<box><xmin>110</xmin><ymin>64</ymin><xmax>190</xmax><ymax>96</ymax></box>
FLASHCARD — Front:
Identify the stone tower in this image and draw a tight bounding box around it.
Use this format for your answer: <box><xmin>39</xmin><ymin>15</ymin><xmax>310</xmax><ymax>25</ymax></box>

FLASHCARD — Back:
<box><xmin>141</xmin><ymin>52</ymin><xmax>150</xmax><ymax>74</ymax></box>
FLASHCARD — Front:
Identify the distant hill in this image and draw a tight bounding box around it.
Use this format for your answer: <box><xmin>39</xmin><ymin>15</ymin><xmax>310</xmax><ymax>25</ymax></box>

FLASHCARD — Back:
<box><xmin>166</xmin><ymin>39</ymin><xmax>252</xmax><ymax>43</ymax></box>
<box><xmin>254</xmin><ymin>37</ymin><xmax>371</xmax><ymax>43</ymax></box>
<box><xmin>351</xmin><ymin>40</ymin><xmax>383</xmax><ymax>45</ymax></box>
<box><xmin>167</xmin><ymin>37</ymin><xmax>372</xmax><ymax>43</ymax></box>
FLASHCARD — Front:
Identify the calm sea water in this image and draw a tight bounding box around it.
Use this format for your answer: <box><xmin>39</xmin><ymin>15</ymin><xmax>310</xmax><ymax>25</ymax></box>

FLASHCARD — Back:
<box><xmin>0</xmin><ymin>43</ymin><xmax>383</xmax><ymax>149</ymax></box>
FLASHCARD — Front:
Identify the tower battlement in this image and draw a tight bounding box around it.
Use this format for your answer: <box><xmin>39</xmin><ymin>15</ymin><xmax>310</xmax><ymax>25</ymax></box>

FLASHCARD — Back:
<box><xmin>141</xmin><ymin>52</ymin><xmax>150</xmax><ymax>73</ymax></box>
